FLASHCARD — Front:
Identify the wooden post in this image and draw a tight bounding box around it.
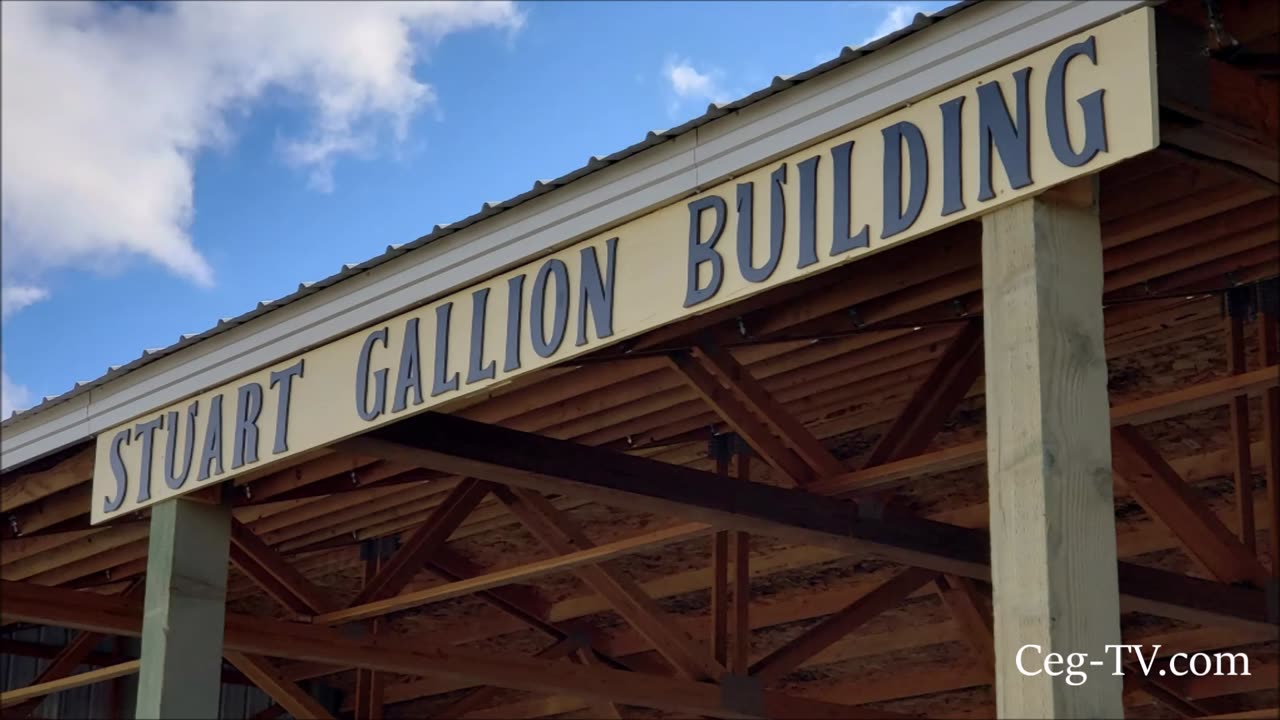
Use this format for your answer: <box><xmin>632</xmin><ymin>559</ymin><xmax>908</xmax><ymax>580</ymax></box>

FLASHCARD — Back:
<box><xmin>355</xmin><ymin>538</ymin><xmax>391</xmax><ymax>720</ymax></box>
<box><xmin>1225</xmin><ymin>286</ymin><xmax>1256</xmax><ymax>551</ymax></box>
<box><xmin>710</xmin><ymin>434</ymin><xmax>732</xmax><ymax>667</ymax></box>
<box><xmin>981</xmin><ymin>178</ymin><xmax>1124</xmax><ymax>719</ymax></box>
<box><xmin>1258</xmin><ymin>280</ymin><xmax>1280</xmax><ymax>579</ymax></box>
<box><xmin>135</xmin><ymin>496</ymin><xmax>232</xmax><ymax>719</ymax></box>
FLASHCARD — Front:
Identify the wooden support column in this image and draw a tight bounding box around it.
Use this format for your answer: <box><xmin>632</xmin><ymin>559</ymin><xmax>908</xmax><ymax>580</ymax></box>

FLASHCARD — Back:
<box><xmin>355</xmin><ymin>538</ymin><xmax>394</xmax><ymax>720</ymax></box>
<box><xmin>136</xmin><ymin>496</ymin><xmax>232</xmax><ymax>719</ymax></box>
<box><xmin>981</xmin><ymin>179</ymin><xmax>1124</xmax><ymax>718</ymax></box>
<box><xmin>1258</xmin><ymin>280</ymin><xmax>1280</xmax><ymax>579</ymax></box>
<box><xmin>710</xmin><ymin>435</ymin><xmax>732</xmax><ymax>667</ymax></box>
<box><xmin>710</xmin><ymin>436</ymin><xmax>753</xmax><ymax>674</ymax></box>
<box><xmin>1225</xmin><ymin>286</ymin><xmax>1256</xmax><ymax>551</ymax></box>
<box><xmin>730</xmin><ymin>446</ymin><xmax>752</xmax><ymax>677</ymax></box>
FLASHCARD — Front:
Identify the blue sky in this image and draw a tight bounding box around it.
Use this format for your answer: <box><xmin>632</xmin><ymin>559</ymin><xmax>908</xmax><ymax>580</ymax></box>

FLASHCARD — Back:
<box><xmin>0</xmin><ymin>0</ymin><xmax>949</xmax><ymax>418</ymax></box>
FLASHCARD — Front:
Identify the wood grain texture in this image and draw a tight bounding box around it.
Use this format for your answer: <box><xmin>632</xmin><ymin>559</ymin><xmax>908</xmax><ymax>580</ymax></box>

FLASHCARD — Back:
<box><xmin>0</xmin><ymin>660</ymin><xmax>140</xmax><ymax>708</ymax></box>
<box><xmin>136</xmin><ymin>498</ymin><xmax>232</xmax><ymax>719</ymax></box>
<box><xmin>1259</xmin><ymin>306</ymin><xmax>1280</xmax><ymax>580</ymax></box>
<box><xmin>1226</xmin><ymin>312</ymin><xmax>1257</xmax><ymax>551</ymax></box>
<box><xmin>1112</xmin><ymin>424</ymin><xmax>1268</xmax><ymax>585</ymax></box>
<box><xmin>224</xmin><ymin>651</ymin><xmax>335</xmax><ymax>720</ymax></box>
<box><xmin>981</xmin><ymin>179</ymin><xmax>1124</xmax><ymax>718</ymax></box>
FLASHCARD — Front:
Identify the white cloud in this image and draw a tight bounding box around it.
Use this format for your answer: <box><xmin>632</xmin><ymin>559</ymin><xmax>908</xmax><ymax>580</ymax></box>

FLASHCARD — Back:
<box><xmin>863</xmin><ymin>3</ymin><xmax>924</xmax><ymax>45</ymax></box>
<box><xmin>0</xmin><ymin>1</ymin><xmax>522</xmax><ymax>301</ymax></box>
<box><xmin>1</xmin><ymin>355</ymin><xmax>34</xmax><ymax>419</ymax></box>
<box><xmin>1</xmin><ymin>285</ymin><xmax>49</xmax><ymax>319</ymax></box>
<box><xmin>663</xmin><ymin>57</ymin><xmax>729</xmax><ymax>117</ymax></box>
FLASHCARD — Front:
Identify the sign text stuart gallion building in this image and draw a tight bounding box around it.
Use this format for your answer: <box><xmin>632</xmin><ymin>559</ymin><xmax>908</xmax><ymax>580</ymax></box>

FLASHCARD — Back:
<box><xmin>93</xmin><ymin>10</ymin><xmax>1158</xmax><ymax>523</ymax></box>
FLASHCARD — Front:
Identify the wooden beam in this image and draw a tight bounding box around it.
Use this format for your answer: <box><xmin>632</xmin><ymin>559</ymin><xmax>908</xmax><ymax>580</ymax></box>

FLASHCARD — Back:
<box><xmin>730</xmin><ymin>529</ymin><xmax>751</xmax><ymax>676</ymax></box>
<box><xmin>934</xmin><ymin>576</ymin><xmax>994</xmax><ymax>681</ymax></box>
<box><xmin>494</xmin><ymin>486</ymin><xmax>726</xmax><ymax>682</ymax></box>
<box><xmin>711</xmin><ymin>440</ymin><xmax>731</xmax><ymax>666</ymax></box>
<box><xmin>354</xmin><ymin>546</ymin><xmax>385</xmax><ymax>720</ymax></box>
<box><xmin>348</xmin><ymin>478</ymin><xmax>489</xmax><ymax>605</ymax></box>
<box><xmin>224</xmin><ymin>651</ymin><xmax>335</xmax><ymax>720</ymax></box>
<box><xmin>2</xmin><ymin>580</ymin><xmax>143</xmax><ymax>719</ymax></box>
<box><xmin>573</xmin><ymin>648</ymin><xmax>625</xmax><ymax>719</ymax></box>
<box><xmin>981</xmin><ymin>181</ymin><xmax>1123</xmax><ymax>717</ymax></box>
<box><xmin>428</xmin><ymin>637</ymin><xmax>583</xmax><ymax>719</ymax></box>
<box><xmin>687</xmin><ymin>343</ymin><xmax>846</xmax><ymax>478</ymax></box>
<box><xmin>863</xmin><ymin>320</ymin><xmax>984</xmax><ymax>468</ymax></box>
<box><xmin>136</xmin><ymin>497</ymin><xmax>231</xmax><ymax>719</ymax></box>
<box><xmin>666</xmin><ymin>351</ymin><xmax>812</xmax><ymax>485</ymax></box>
<box><xmin>1</xmin><ymin>581</ymin><xmax>888</xmax><ymax>720</ymax></box>
<box><xmin>0</xmin><ymin>660</ymin><xmax>140</xmax><ymax>708</ymax></box>
<box><xmin>1226</xmin><ymin>301</ymin><xmax>1257</xmax><ymax>551</ymax></box>
<box><xmin>424</xmin><ymin>551</ymin><xmax>630</xmax><ymax>676</ymax></box>
<box><xmin>253</xmin><ymin>704</ymin><xmax>288</xmax><ymax>720</ymax></box>
<box><xmin>711</xmin><ymin>529</ymin><xmax>730</xmax><ymax>666</ymax></box>
<box><xmin>339</xmin><ymin>413</ymin><xmax>1276</xmax><ymax>633</ymax></box>
<box><xmin>0</xmin><ymin>447</ymin><xmax>93</xmax><ymax>516</ymax></box>
<box><xmin>730</xmin><ymin>447</ymin><xmax>752</xmax><ymax>677</ymax></box>
<box><xmin>427</xmin><ymin>551</ymin><xmax>556</xmax><ymax>638</ymax></box>
<box><xmin>1112</xmin><ymin>424</ymin><xmax>1269</xmax><ymax>586</ymax></box>
<box><xmin>229</xmin><ymin>517</ymin><xmax>332</xmax><ymax>616</ymax></box>
<box><xmin>749</xmin><ymin>567</ymin><xmax>935</xmax><ymax>686</ymax></box>
<box><xmin>808</xmin><ymin>364</ymin><xmax>1280</xmax><ymax>498</ymax></box>
<box><xmin>313</xmin><ymin>523</ymin><xmax>711</xmax><ymax>625</ymax></box>
<box><xmin>1259</xmin><ymin>295</ymin><xmax>1280</xmax><ymax>579</ymax></box>
<box><xmin>410</xmin><ymin>622</ymin><xmax>1276</xmax><ymax>717</ymax></box>
<box><xmin>1125</xmin><ymin>663</ymin><xmax>1210</xmax><ymax>719</ymax></box>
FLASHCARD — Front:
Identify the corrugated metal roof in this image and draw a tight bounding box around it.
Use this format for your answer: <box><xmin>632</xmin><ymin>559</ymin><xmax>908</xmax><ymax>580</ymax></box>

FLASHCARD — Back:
<box><xmin>3</xmin><ymin>2</ymin><xmax>971</xmax><ymax>427</ymax></box>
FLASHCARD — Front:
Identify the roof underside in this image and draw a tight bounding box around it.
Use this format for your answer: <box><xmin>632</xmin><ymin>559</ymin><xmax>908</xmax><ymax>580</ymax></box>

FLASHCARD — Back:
<box><xmin>3</xmin><ymin>1</ymin><xmax>1278</xmax><ymax>717</ymax></box>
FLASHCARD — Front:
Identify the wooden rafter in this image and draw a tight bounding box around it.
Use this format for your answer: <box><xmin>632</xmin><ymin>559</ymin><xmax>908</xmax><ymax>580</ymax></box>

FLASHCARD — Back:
<box><xmin>1</xmin><ymin>579</ymin><xmax>143</xmax><ymax>718</ymax></box>
<box><xmin>493</xmin><ymin>485</ymin><xmax>726</xmax><ymax>682</ymax></box>
<box><xmin>0</xmin><ymin>447</ymin><xmax>93</xmax><ymax>518</ymax></box>
<box><xmin>0</xmin><ymin>660</ymin><xmax>140</xmax><ymax>709</ymax></box>
<box><xmin>338</xmin><ymin>412</ymin><xmax>1275</xmax><ymax>632</ymax></box>
<box><xmin>1112</xmin><ymin>424</ymin><xmax>1269</xmax><ymax>586</ymax></box>
<box><xmin>428</xmin><ymin>637</ymin><xmax>583</xmax><ymax>719</ymax></box>
<box><xmin>224</xmin><ymin>651</ymin><xmax>335</xmax><ymax>720</ymax></box>
<box><xmin>348</xmin><ymin>478</ymin><xmax>490</xmax><ymax>606</ymax></box>
<box><xmin>666</xmin><ymin>351</ymin><xmax>813</xmax><ymax>486</ymax></box>
<box><xmin>808</xmin><ymin>364</ymin><xmax>1280</xmax><ymax>497</ymax></box>
<box><xmin>341</xmin><ymin>452</ymin><xmax>1271</xmax><ymax>700</ymax></box>
<box><xmin>934</xmin><ymin>575</ymin><xmax>994</xmax><ymax>680</ymax></box>
<box><xmin>862</xmin><ymin>319</ymin><xmax>984</xmax><ymax>468</ymax></box>
<box><xmin>572</xmin><ymin>648</ymin><xmax>625</xmax><ymax>719</ymax></box>
<box><xmin>373</xmin><ymin>617</ymin><xmax>1274</xmax><ymax>712</ymax></box>
<box><xmin>229</xmin><ymin>518</ymin><xmax>332</xmax><ymax>616</ymax></box>
<box><xmin>313</xmin><ymin>522</ymin><xmax>710</xmax><ymax>625</ymax></box>
<box><xmin>428</xmin><ymin>551</ymin><xmax>551</xmax><ymax>638</ymax></box>
<box><xmin>1</xmin><ymin>580</ymin><xmax>895</xmax><ymax>720</ymax></box>
<box><xmin>749</xmin><ymin>567</ymin><xmax>936</xmax><ymax>686</ymax></box>
<box><xmin>1125</xmin><ymin>663</ymin><xmax>1211</xmax><ymax>718</ymax></box>
<box><xmin>680</xmin><ymin>343</ymin><xmax>846</xmax><ymax>480</ymax></box>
